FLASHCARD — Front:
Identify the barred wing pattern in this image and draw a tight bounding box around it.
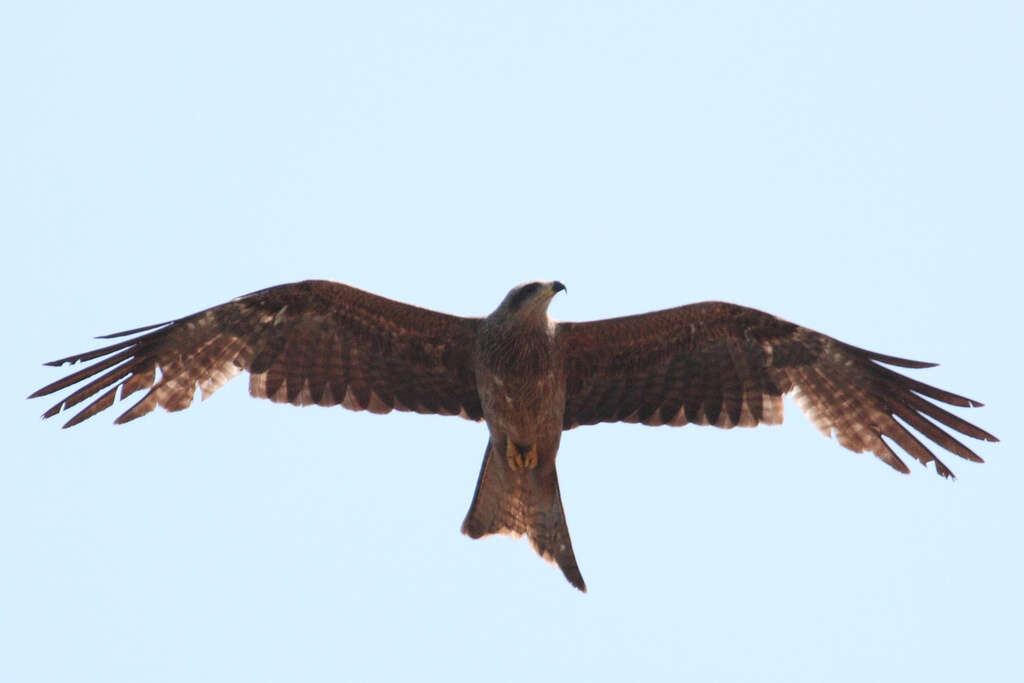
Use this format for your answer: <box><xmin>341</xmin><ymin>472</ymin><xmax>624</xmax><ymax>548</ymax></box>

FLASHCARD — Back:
<box><xmin>32</xmin><ymin>280</ymin><xmax>484</xmax><ymax>427</ymax></box>
<box><xmin>558</xmin><ymin>302</ymin><xmax>997</xmax><ymax>478</ymax></box>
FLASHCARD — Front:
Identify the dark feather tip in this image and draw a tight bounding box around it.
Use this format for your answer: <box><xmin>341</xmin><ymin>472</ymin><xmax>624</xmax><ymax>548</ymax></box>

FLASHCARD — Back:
<box><xmin>95</xmin><ymin>321</ymin><xmax>170</xmax><ymax>339</ymax></box>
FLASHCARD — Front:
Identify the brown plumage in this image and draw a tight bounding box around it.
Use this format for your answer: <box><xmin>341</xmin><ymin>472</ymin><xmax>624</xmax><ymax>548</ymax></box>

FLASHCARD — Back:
<box><xmin>30</xmin><ymin>279</ymin><xmax>998</xmax><ymax>591</ymax></box>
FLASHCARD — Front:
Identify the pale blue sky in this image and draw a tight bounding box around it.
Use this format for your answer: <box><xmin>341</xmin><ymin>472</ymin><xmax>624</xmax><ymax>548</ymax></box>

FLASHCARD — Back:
<box><xmin>3</xmin><ymin>2</ymin><xmax>1021</xmax><ymax>681</ymax></box>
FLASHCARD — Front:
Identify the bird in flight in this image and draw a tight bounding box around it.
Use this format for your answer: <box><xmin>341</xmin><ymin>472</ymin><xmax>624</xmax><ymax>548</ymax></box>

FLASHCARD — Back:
<box><xmin>31</xmin><ymin>280</ymin><xmax>997</xmax><ymax>591</ymax></box>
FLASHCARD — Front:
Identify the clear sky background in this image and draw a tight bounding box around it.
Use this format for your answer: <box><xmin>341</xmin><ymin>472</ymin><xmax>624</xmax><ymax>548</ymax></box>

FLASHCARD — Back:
<box><xmin>3</xmin><ymin>2</ymin><xmax>1021</xmax><ymax>681</ymax></box>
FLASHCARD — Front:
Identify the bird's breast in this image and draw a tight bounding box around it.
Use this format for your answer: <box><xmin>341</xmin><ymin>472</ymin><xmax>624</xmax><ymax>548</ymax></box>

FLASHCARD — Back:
<box><xmin>474</xmin><ymin>327</ymin><xmax>566</xmax><ymax>438</ymax></box>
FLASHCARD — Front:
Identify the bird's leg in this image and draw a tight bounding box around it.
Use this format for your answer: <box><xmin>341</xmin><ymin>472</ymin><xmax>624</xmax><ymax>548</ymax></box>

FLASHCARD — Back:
<box><xmin>506</xmin><ymin>435</ymin><xmax>522</xmax><ymax>470</ymax></box>
<box><xmin>523</xmin><ymin>444</ymin><xmax>538</xmax><ymax>470</ymax></box>
<box><xmin>505</xmin><ymin>436</ymin><xmax>538</xmax><ymax>471</ymax></box>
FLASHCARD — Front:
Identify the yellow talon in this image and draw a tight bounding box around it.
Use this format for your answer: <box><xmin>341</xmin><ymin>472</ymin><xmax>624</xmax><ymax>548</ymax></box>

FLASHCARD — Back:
<box><xmin>506</xmin><ymin>436</ymin><xmax>522</xmax><ymax>471</ymax></box>
<box><xmin>506</xmin><ymin>437</ymin><xmax>538</xmax><ymax>471</ymax></box>
<box><xmin>524</xmin><ymin>444</ymin><xmax>538</xmax><ymax>470</ymax></box>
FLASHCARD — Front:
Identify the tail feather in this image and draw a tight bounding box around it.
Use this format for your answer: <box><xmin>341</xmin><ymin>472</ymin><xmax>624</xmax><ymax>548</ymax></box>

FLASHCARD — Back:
<box><xmin>461</xmin><ymin>440</ymin><xmax>585</xmax><ymax>591</ymax></box>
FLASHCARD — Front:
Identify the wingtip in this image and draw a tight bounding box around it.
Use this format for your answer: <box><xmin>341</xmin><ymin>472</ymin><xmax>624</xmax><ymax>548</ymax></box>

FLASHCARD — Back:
<box><xmin>860</xmin><ymin>347</ymin><xmax>939</xmax><ymax>369</ymax></box>
<box><xmin>94</xmin><ymin>321</ymin><xmax>172</xmax><ymax>339</ymax></box>
<box><xmin>61</xmin><ymin>412</ymin><xmax>89</xmax><ymax>429</ymax></box>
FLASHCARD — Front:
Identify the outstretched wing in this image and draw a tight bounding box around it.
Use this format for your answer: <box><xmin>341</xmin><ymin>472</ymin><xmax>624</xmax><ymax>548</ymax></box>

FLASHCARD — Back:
<box><xmin>557</xmin><ymin>302</ymin><xmax>996</xmax><ymax>478</ymax></box>
<box><xmin>31</xmin><ymin>280</ymin><xmax>484</xmax><ymax>427</ymax></box>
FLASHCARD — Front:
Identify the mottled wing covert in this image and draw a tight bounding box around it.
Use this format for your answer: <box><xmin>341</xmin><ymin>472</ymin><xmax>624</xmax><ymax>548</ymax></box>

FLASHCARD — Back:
<box><xmin>31</xmin><ymin>280</ymin><xmax>483</xmax><ymax>427</ymax></box>
<box><xmin>557</xmin><ymin>302</ymin><xmax>997</xmax><ymax>477</ymax></box>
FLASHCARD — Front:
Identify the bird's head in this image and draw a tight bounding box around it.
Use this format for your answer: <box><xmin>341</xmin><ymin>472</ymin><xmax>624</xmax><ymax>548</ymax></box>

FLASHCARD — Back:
<box><xmin>492</xmin><ymin>280</ymin><xmax>566</xmax><ymax>322</ymax></box>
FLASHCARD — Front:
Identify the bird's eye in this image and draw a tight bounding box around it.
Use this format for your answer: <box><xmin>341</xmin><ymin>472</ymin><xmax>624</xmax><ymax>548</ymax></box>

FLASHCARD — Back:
<box><xmin>508</xmin><ymin>283</ymin><xmax>542</xmax><ymax>310</ymax></box>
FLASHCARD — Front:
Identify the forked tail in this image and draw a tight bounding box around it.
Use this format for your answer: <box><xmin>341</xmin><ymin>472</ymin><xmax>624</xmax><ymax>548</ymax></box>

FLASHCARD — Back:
<box><xmin>461</xmin><ymin>439</ymin><xmax>585</xmax><ymax>591</ymax></box>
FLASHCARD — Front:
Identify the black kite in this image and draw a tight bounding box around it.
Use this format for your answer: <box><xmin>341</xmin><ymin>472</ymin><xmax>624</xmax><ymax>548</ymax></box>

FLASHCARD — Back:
<box><xmin>31</xmin><ymin>280</ymin><xmax>998</xmax><ymax>591</ymax></box>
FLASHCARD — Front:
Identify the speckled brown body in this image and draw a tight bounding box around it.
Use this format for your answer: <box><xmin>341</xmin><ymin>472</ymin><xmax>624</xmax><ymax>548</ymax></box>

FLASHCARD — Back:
<box><xmin>474</xmin><ymin>319</ymin><xmax>565</xmax><ymax>474</ymax></box>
